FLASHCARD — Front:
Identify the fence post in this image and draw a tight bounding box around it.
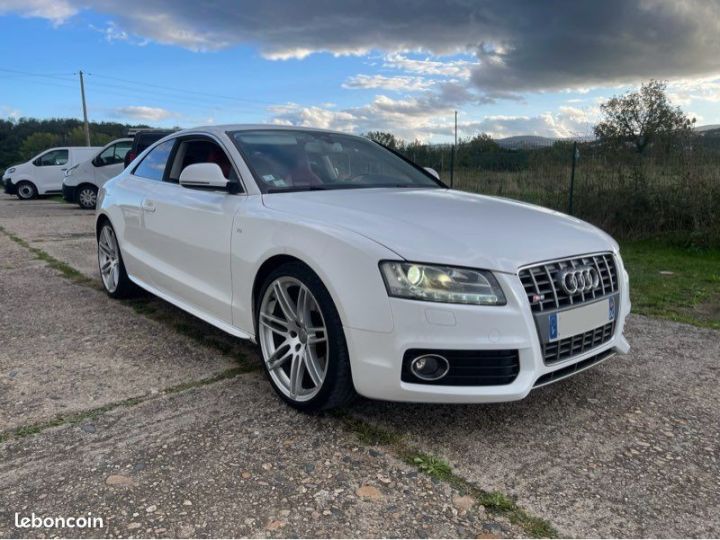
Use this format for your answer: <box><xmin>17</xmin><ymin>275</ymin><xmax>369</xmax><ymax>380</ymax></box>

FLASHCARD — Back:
<box><xmin>450</xmin><ymin>145</ymin><xmax>455</xmax><ymax>188</ymax></box>
<box><xmin>568</xmin><ymin>141</ymin><xmax>578</xmax><ymax>215</ymax></box>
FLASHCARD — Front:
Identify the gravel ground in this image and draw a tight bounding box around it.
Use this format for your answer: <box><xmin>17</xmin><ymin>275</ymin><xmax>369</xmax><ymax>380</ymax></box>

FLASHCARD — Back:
<box><xmin>1</xmin><ymin>196</ymin><xmax>718</xmax><ymax>538</ymax></box>
<box><xmin>0</xmin><ymin>376</ymin><xmax>523</xmax><ymax>538</ymax></box>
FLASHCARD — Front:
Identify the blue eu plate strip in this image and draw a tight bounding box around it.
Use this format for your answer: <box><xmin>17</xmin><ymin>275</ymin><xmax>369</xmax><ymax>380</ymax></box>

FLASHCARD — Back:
<box><xmin>548</xmin><ymin>313</ymin><xmax>558</xmax><ymax>340</ymax></box>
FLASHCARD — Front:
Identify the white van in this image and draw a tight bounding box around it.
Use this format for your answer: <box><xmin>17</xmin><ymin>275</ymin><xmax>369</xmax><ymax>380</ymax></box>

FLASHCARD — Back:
<box><xmin>62</xmin><ymin>138</ymin><xmax>132</xmax><ymax>209</ymax></box>
<box><xmin>3</xmin><ymin>146</ymin><xmax>101</xmax><ymax>200</ymax></box>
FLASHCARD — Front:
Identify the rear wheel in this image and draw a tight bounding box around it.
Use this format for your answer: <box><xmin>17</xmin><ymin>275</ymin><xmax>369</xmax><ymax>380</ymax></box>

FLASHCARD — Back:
<box><xmin>77</xmin><ymin>185</ymin><xmax>98</xmax><ymax>209</ymax></box>
<box><xmin>256</xmin><ymin>262</ymin><xmax>355</xmax><ymax>412</ymax></box>
<box><xmin>16</xmin><ymin>181</ymin><xmax>37</xmax><ymax>200</ymax></box>
<box><xmin>97</xmin><ymin>221</ymin><xmax>137</xmax><ymax>298</ymax></box>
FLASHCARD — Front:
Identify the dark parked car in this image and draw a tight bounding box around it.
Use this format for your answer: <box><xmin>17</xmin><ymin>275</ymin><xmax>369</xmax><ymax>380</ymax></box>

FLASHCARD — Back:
<box><xmin>123</xmin><ymin>129</ymin><xmax>175</xmax><ymax>168</ymax></box>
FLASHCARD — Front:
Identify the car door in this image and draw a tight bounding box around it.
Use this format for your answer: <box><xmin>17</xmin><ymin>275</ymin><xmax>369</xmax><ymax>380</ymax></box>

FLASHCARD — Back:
<box><xmin>95</xmin><ymin>140</ymin><xmax>132</xmax><ymax>185</ymax></box>
<box><xmin>33</xmin><ymin>148</ymin><xmax>69</xmax><ymax>193</ymax></box>
<box><xmin>119</xmin><ymin>138</ymin><xmax>177</xmax><ymax>287</ymax></box>
<box><xmin>138</xmin><ymin>135</ymin><xmax>246</xmax><ymax>326</ymax></box>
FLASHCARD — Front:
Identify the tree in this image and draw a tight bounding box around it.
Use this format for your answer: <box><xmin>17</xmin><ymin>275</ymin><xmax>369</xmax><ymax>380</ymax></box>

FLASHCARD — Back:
<box><xmin>67</xmin><ymin>126</ymin><xmax>113</xmax><ymax>146</ymax></box>
<box><xmin>364</xmin><ymin>131</ymin><xmax>404</xmax><ymax>150</ymax></box>
<box><xmin>594</xmin><ymin>80</ymin><xmax>695</xmax><ymax>153</ymax></box>
<box><xmin>20</xmin><ymin>132</ymin><xmax>61</xmax><ymax>160</ymax></box>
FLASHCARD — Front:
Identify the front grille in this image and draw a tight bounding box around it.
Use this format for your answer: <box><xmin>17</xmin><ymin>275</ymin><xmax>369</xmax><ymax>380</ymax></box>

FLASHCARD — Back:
<box><xmin>401</xmin><ymin>349</ymin><xmax>519</xmax><ymax>386</ymax></box>
<box><xmin>542</xmin><ymin>321</ymin><xmax>614</xmax><ymax>364</ymax></box>
<box><xmin>519</xmin><ymin>253</ymin><xmax>618</xmax><ymax>313</ymax></box>
<box><xmin>533</xmin><ymin>348</ymin><xmax>616</xmax><ymax>388</ymax></box>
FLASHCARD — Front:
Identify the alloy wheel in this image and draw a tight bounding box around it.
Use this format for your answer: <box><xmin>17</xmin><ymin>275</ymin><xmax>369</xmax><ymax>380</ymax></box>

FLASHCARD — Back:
<box><xmin>78</xmin><ymin>187</ymin><xmax>97</xmax><ymax>209</ymax></box>
<box><xmin>98</xmin><ymin>225</ymin><xmax>120</xmax><ymax>293</ymax></box>
<box><xmin>259</xmin><ymin>277</ymin><xmax>329</xmax><ymax>402</ymax></box>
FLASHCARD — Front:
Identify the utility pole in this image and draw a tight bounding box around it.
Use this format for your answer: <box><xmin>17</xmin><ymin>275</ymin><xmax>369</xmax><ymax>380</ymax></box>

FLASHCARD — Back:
<box><xmin>568</xmin><ymin>140</ymin><xmax>578</xmax><ymax>215</ymax></box>
<box><xmin>79</xmin><ymin>70</ymin><xmax>91</xmax><ymax>147</ymax></box>
<box><xmin>450</xmin><ymin>110</ymin><xmax>457</xmax><ymax>188</ymax></box>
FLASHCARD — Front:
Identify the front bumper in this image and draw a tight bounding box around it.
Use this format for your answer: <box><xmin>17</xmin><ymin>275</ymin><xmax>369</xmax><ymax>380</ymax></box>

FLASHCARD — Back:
<box><xmin>62</xmin><ymin>183</ymin><xmax>77</xmax><ymax>203</ymax></box>
<box><xmin>3</xmin><ymin>178</ymin><xmax>15</xmax><ymax>195</ymax></box>
<box><xmin>346</xmin><ymin>256</ymin><xmax>631</xmax><ymax>403</ymax></box>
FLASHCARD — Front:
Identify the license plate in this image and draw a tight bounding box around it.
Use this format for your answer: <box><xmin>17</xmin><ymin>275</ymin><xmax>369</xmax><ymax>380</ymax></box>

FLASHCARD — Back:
<box><xmin>548</xmin><ymin>297</ymin><xmax>615</xmax><ymax>342</ymax></box>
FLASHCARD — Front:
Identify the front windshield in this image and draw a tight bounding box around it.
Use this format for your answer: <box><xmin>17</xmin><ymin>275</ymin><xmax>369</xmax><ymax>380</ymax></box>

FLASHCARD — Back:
<box><xmin>228</xmin><ymin>129</ymin><xmax>444</xmax><ymax>193</ymax></box>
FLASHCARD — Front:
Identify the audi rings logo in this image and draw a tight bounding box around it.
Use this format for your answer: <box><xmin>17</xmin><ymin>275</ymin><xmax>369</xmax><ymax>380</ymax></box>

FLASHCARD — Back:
<box><xmin>557</xmin><ymin>266</ymin><xmax>600</xmax><ymax>295</ymax></box>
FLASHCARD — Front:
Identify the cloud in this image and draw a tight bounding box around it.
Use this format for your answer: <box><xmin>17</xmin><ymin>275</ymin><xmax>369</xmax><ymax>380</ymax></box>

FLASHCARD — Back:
<box><xmin>5</xmin><ymin>1</ymin><xmax>720</xmax><ymax>94</ymax></box>
<box><xmin>116</xmin><ymin>105</ymin><xmax>176</xmax><ymax>121</ymax></box>
<box><xmin>270</xmin><ymin>98</ymin><xmax>599</xmax><ymax>141</ymax></box>
<box><xmin>0</xmin><ymin>0</ymin><xmax>76</xmax><ymax>25</ymax></box>
<box><xmin>1</xmin><ymin>105</ymin><xmax>21</xmax><ymax>121</ymax></box>
<box><xmin>382</xmin><ymin>53</ymin><xmax>477</xmax><ymax>79</ymax></box>
<box><xmin>667</xmin><ymin>77</ymin><xmax>720</xmax><ymax>106</ymax></box>
<box><xmin>342</xmin><ymin>74</ymin><xmax>434</xmax><ymax>92</ymax></box>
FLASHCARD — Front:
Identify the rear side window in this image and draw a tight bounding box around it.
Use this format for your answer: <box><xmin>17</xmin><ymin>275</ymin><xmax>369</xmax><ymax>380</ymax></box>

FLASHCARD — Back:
<box><xmin>133</xmin><ymin>140</ymin><xmax>174</xmax><ymax>181</ymax></box>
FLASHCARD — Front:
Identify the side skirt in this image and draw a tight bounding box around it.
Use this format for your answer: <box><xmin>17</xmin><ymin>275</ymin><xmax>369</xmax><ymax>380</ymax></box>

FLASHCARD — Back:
<box><xmin>127</xmin><ymin>273</ymin><xmax>255</xmax><ymax>341</ymax></box>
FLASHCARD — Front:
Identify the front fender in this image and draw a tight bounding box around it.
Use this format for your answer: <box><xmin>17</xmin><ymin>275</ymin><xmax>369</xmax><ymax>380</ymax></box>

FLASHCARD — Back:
<box><xmin>231</xmin><ymin>203</ymin><xmax>398</xmax><ymax>337</ymax></box>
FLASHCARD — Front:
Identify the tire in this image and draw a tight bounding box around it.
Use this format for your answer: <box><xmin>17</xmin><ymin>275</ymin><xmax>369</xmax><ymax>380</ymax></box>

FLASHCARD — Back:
<box><xmin>77</xmin><ymin>184</ymin><xmax>98</xmax><ymax>210</ymax></box>
<box><xmin>97</xmin><ymin>221</ymin><xmax>138</xmax><ymax>299</ymax></box>
<box><xmin>256</xmin><ymin>262</ymin><xmax>356</xmax><ymax>412</ymax></box>
<box><xmin>16</xmin><ymin>181</ymin><xmax>37</xmax><ymax>200</ymax></box>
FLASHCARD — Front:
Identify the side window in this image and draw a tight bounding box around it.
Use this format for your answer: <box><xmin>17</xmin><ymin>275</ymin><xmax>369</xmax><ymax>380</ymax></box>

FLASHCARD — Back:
<box><xmin>168</xmin><ymin>139</ymin><xmax>241</xmax><ymax>188</ymax></box>
<box><xmin>35</xmin><ymin>149</ymin><xmax>69</xmax><ymax>167</ymax></box>
<box><xmin>97</xmin><ymin>141</ymin><xmax>132</xmax><ymax>166</ymax></box>
<box><xmin>133</xmin><ymin>140</ymin><xmax>175</xmax><ymax>181</ymax></box>
<box><xmin>114</xmin><ymin>141</ymin><xmax>132</xmax><ymax>162</ymax></box>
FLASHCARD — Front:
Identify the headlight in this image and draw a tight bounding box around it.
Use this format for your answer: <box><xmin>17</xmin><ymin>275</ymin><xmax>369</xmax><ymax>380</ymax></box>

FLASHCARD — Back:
<box><xmin>379</xmin><ymin>261</ymin><xmax>506</xmax><ymax>305</ymax></box>
<box><xmin>6</xmin><ymin>167</ymin><xmax>15</xmax><ymax>174</ymax></box>
<box><xmin>64</xmin><ymin>164</ymin><xmax>79</xmax><ymax>177</ymax></box>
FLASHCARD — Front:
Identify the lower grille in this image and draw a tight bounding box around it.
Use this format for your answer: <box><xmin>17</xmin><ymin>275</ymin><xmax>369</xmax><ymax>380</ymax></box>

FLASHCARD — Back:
<box><xmin>534</xmin><ymin>348</ymin><xmax>616</xmax><ymax>388</ymax></box>
<box><xmin>402</xmin><ymin>349</ymin><xmax>519</xmax><ymax>386</ymax></box>
<box><xmin>543</xmin><ymin>321</ymin><xmax>614</xmax><ymax>364</ymax></box>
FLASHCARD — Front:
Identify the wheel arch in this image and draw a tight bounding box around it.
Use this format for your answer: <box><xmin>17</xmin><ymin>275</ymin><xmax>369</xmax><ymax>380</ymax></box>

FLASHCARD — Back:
<box><xmin>96</xmin><ymin>212</ymin><xmax>111</xmax><ymax>239</ymax></box>
<box><xmin>77</xmin><ymin>181</ymin><xmax>99</xmax><ymax>191</ymax></box>
<box><xmin>251</xmin><ymin>254</ymin><xmax>333</xmax><ymax>337</ymax></box>
<box><xmin>15</xmin><ymin>178</ymin><xmax>37</xmax><ymax>189</ymax></box>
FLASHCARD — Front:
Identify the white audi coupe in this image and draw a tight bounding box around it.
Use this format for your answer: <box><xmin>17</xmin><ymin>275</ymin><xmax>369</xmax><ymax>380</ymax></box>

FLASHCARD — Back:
<box><xmin>96</xmin><ymin>125</ymin><xmax>630</xmax><ymax>411</ymax></box>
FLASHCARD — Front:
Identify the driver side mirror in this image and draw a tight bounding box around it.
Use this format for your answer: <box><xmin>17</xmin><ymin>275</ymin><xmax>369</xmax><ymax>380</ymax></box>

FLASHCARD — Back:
<box><xmin>179</xmin><ymin>163</ymin><xmax>228</xmax><ymax>190</ymax></box>
<box><xmin>424</xmin><ymin>167</ymin><xmax>440</xmax><ymax>180</ymax></box>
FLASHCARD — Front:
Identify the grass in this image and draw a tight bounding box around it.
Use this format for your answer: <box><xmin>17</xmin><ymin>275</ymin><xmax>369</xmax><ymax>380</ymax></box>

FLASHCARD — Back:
<box><xmin>333</xmin><ymin>411</ymin><xmax>559</xmax><ymax>538</ymax></box>
<box><xmin>0</xmin><ymin>226</ymin><xmax>95</xmax><ymax>286</ymax></box>
<box><xmin>621</xmin><ymin>240</ymin><xmax>720</xmax><ymax>329</ymax></box>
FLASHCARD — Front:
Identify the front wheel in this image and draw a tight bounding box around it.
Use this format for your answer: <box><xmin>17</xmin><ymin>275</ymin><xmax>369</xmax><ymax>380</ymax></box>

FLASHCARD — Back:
<box><xmin>77</xmin><ymin>185</ymin><xmax>98</xmax><ymax>209</ymax></box>
<box><xmin>257</xmin><ymin>262</ymin><xmax>355</xmax><ymax>412</ymax></box>
<box><xmin>16</xmin><ymin>181</ymin><xmax>37</xmax><ymax>200</ymax></box>
<box><xmin>97</xmin><ymin>221</ymin><xmax>137</xmax><ymax>298</ymax></box>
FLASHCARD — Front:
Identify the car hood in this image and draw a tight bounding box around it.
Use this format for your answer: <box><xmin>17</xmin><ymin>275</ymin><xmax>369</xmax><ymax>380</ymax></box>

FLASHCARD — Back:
<box><xmin>262</xmin><ymin>188</ymin><xmax>617</xmax><ymax>274</ymax></box>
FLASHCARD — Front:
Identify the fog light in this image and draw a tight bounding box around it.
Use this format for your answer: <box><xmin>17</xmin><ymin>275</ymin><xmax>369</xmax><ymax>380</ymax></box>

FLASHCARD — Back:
<box><xmin>409</xmin><ymin>354</ymin><xmax>449</xmax><ymax>381</ymax></box>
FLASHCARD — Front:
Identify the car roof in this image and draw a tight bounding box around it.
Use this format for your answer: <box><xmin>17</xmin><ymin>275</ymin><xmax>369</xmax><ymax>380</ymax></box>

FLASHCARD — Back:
<box><xmin>172</xmin><ymin>124</ymin><xmax>355</xmax><ymax>139</ymax></box>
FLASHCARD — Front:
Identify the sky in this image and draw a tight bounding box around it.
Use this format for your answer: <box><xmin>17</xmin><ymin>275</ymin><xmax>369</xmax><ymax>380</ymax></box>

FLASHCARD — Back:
<box><xmin>1</xmin><ymin>0</ymin><xmax>719</xmax><ymax>143</ymax></box>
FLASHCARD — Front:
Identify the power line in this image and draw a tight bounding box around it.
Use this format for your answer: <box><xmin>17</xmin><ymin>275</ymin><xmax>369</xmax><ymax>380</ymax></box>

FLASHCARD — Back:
<box><xmin>83</xmin><ymin>79</ymin><xmax>264</xmax><ymax>111</ymax></box>
<box><xmin>88</xmin><ymin>72</ymin><xmax>276</xmax><ymax>106</ymax></box>
<box><xmin>0</xmin><ymin>67</ymin><xmax>76</xmax><ymax>82</ymax></box>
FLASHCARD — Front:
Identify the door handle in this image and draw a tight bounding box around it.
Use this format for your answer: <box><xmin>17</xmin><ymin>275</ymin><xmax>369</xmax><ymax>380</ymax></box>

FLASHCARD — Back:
<box><xmin>141</xmin><ymin>199</ymin><xmax>157</xmax><ymax>212</ymax></box>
